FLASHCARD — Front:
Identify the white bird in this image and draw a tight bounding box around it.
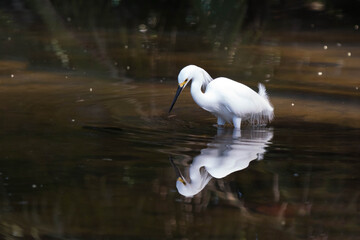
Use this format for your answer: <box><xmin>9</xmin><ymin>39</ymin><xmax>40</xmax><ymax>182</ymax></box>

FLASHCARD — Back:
<box><xmin>169</xmin><ymin>65</ymin><xmax>274</xmax><ymax>129</ymax></box>
<box><xmin>171</xmin><ymin>128</ymin><xmax>274</xmax><ymax>197</ymax></box>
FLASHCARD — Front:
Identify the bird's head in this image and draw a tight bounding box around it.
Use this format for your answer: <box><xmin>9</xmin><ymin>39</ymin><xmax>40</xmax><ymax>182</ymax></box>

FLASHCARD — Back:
<box><xmin>177</xmin><ymin>176</ymin><xmax>187</xmax><ymax>186</ymax></box>
<box><xmin>169</xmin><ymin>65</ymin><xmax>198</xmax><ymax>113</ymax></box>
<box><xmin>178</xmin><ymin>65</ymin><xmax>197</xmax><ymax>87</ymax></box>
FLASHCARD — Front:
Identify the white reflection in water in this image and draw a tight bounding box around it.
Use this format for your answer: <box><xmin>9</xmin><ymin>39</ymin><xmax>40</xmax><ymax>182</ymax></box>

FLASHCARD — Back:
<box><xmin>172</xmin><ymin>128</ymin><xmax>273</xmax><ymax>197</ymax></box>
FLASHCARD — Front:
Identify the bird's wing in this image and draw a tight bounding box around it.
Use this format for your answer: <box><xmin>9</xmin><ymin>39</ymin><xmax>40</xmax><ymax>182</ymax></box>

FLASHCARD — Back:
<box><xmin>207</xmin><ymin>78</ymin><xmax>267</xmax><ymax>116</ymax></box>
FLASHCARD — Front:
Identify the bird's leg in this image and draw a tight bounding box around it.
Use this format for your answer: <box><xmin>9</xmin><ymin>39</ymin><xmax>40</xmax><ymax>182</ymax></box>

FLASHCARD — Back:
<box><xmin>217</xmin><ymin>117</ymin><xmax>226</xmax><ymax>127</ymax></box>
<box><xmin>233</xmin><ymin>117</ymin><xmax>242</xmax><ymax>129</ymax></box>
<box><xmin>232</xmin><ymin>128</ymin><xmax>241</xmax><ymax>138</ymax></box>
<box><xmin>217</xmin><ymin>127</ymin><xmax>225</xmax><ymax>136</ymax></box>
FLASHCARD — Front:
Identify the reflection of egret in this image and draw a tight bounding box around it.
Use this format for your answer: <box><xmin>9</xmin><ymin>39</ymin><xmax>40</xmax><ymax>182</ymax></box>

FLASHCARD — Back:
<box><xmin>169</xmin><ymin>65</ymin><xmax>274</xmax><ymax>129</ymax></box>
<box><xmin>171</xmin><ymin>128</ymin><xmax>273</xmax><ymax>197</ymax></box>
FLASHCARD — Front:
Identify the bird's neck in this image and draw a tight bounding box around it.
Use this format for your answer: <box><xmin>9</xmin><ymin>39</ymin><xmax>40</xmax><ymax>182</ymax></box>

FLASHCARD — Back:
<box><xmin>190</xmin><ymin>75</ymin><xmax>212</xmax><ymax>111</ymax></box>
<box><xmin>188</xmin><ymin>160</ymin><xmax>212</xmax><ymax>192</ymax></box>
<box><xmin>189</xmin><ymin>157</ymin><xmax>206</xmax><ymax>181</ymax></box>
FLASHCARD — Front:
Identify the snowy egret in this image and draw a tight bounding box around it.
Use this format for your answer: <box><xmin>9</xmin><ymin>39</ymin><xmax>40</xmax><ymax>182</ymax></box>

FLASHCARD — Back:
<box><xmin>171</xmin><ymin>128</ymin><xmax>273</xmax><ymax>197</ymax></box>
<box><xmin>169</xmin><ymin>65</ymin><xmax>274</xmax><ymax>128</ymax></box>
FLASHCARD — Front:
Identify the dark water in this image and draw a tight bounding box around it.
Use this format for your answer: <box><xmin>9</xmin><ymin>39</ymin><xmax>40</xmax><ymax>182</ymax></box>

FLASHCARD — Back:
<box><xmin>1</xmin><ymin>2</ymin><xmax>360</xmax><ymax>240</ymax></box>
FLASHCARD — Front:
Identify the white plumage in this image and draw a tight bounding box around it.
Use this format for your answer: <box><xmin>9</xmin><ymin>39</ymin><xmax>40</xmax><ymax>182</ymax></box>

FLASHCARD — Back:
<box><xmin>169</xmin><ymin>65</ymin><xmax>274</xmax><ymax>129</ymax></box>
<box><xmin>173</xmin><ymin>128</ymin><xmax>274</xmax><ymax>197</ymax></box>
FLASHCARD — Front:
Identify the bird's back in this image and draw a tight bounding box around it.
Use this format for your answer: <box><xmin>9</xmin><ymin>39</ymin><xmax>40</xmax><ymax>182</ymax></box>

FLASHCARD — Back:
<box><xmin>205</xmin><ymin>77</ymin><xmax>274</xmax><ymax>124</ymax></box>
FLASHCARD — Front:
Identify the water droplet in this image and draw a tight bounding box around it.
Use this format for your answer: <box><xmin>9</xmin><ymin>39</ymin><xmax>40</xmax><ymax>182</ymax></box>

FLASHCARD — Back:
<box><xmin>323</xmin><ymin>45</ymin><xmax>328</xmax><ymax>50</ymax></box>
<box><xmin>138</xmin><ymin>24</ymin><xmax>148</xmax><ymax>33</ymax></box>
<box><xmin>291</xmin><ymin>103</ymin><xmax>295</xmax><ymax>106</ymax></box>
<box><xmin>89</xmin><ymin>88</ymin><xmax>93</xmax><ymax>92</ymax></box>
<box><xmin>10</xmin><ymin>74</ymin><xmax>14</xmax><ymax>78</ymax></box>
<box><xmin>32</xmin><ymin>184</ymin><xmax>37</xmax><ymax>188</ymax></box>
<box><xmin>71</xmin><ymin>119</ymin><xmax>75</xmax><ymax>122</ymax></box>
<box><xmin>126</xmin><ymin>66</ymin><xmax>130</xmax><ymax>70</ymax></box>
<box><xmin>318</xmin><ymin>71</ymin><xmax>323</xmax><ymax>76</ymax></box>
<box><xmin>347</xmin><ymin>52</ymin><xmax>352</xmax><ymax>57</ymax></box>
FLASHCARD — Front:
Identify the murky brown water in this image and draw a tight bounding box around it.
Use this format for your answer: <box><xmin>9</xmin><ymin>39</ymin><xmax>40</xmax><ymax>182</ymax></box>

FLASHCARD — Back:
<box><xmin>0</xmin><ymin>15</ymin><xmax>359</xmax><ymax>240</ymax></box>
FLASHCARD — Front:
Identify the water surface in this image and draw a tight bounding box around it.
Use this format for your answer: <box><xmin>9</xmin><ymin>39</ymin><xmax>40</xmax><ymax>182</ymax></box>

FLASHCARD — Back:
<box><xmin>0</xmin><ymin>16</ymin><xmax>359</xmax><ymax>240</ymax></box>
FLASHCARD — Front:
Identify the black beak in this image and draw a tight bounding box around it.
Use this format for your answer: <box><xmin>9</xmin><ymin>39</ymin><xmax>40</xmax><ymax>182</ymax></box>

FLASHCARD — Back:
<box><xmin>168</xmin><ymin>86</ymin><xmax>183</xmax><ymax>113</ymax></box>
<box><xmin>169</xmin><ymin>156</ymin><xmax>186</xmax><ymax>185</ymax></box>
<box><xmin>169</xmin><ymin>156</ymin><xmax>181</xmax><ymax>178</ymax></box>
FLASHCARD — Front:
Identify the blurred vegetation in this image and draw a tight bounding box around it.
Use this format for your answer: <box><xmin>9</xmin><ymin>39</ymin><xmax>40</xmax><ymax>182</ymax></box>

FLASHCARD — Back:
<box><xmin>0</xmin><ymin>0</ymin><xmax>358</xmax><ymax>31</ymax></box>
<box><xmin>1</xmin><ymin>0</ymin><xmax>360</xmax><ymax>79</ymax></box>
